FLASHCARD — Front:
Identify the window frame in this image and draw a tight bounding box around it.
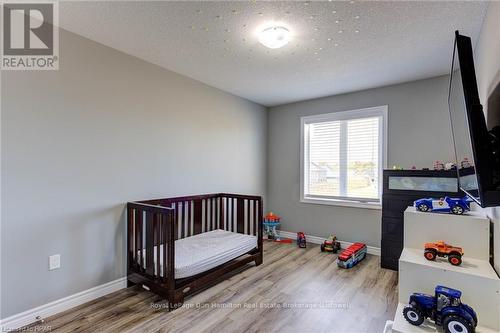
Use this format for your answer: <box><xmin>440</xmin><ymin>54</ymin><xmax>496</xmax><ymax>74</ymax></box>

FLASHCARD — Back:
<box><xmin>300</xmin><ymin>105</ymin><xmax>388</xmax><ymax>209</ymax></box>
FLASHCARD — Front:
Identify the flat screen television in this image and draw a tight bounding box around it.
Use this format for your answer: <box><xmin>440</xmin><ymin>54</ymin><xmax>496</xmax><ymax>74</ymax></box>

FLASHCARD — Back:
<box><xmin>448</xmin><ymin>31</ymin><xmax>500</xmax><ymax>207</ymax></box>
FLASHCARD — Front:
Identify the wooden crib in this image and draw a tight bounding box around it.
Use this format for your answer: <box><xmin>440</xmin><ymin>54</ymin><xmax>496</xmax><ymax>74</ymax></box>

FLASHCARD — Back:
<box><xmin>126</xmin><ymin>193</ymin><xmax>263</xmax><ymax>309</ymax></box>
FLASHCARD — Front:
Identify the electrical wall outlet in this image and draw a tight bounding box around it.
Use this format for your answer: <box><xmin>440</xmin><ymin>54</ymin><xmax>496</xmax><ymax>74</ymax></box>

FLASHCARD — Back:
<box><xmin>49</xmin><ymin>254</ymin><xmax>60</xmax><ymax>270</ymax></box>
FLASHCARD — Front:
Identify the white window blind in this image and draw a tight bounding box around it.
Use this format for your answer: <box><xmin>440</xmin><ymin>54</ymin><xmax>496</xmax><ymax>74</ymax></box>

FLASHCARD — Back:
<box><xmin>302</xmin><ymin>107</ymin><xmax>386</xmax><ymax>205</ymax></box>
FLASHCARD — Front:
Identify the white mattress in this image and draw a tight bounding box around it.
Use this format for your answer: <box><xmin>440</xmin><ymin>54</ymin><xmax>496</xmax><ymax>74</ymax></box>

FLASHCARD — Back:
<box><xmin>139</xmin><ymin>229</ymin><xmax>257</xmax><ymax>279</ymax></box>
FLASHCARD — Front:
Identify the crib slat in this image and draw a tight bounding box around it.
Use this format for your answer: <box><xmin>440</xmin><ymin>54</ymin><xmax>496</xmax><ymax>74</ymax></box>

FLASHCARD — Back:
<box><xmin>173</xmin><ymin>202</ymin><xmax>178</xmax><ymax>241</ymax></box>
<box><xmin>186</xmin><ymin>200</ymin><xmax>191</xmax><ymax>237</ymax></box>
<box><xmin>145</xmin><ymin>212</ymin><xmax>154</xmax><ymax>276</ymax></box>
<box><xmin>193</xmin><ymin>199</ymin><xmax>202</xmax><ymax>235</ymax></box>
<box><xmin>208</xmin><ymin>199</ymin><xmax>212</xmax><ymax>231</ymax></box>
<box><xmin>163</xmin><ymin>213</ymin><xmax>167</xmax><ymax>281</ymax></box>
<box><xmin>258</xmin><ymin>199</ymin><xmax>263</xmax><ymax>249</ymax></box>
<box><xmin>226</xmin><ymin>198</ymin><xmax>230</xmax><ymax>231</ymax></box>
<box><xmin>207</xmin><ymin>200</ymin><xmax>211</xmax><ymax>230</ymax></box>
<box><xmin>246</xmin><ymin>200</ymin><xmax>250</xmax><ymax>235</ymax></box>
<box><xmin>137</xmin><ymin>210</ymin><xmax>143</xmax><ymax>271</ymax></box>
<box><xmin>155</xmin><ymin>213</ymin><xmax>161</xmax><ymax>279</ymax></box>
<box><xmin>212</xmin><ymin>199</ymin><xmax>216</xmax><ymax>230</ymax></box>
<box><xmin>210</xmin><ymin>200</ymin><xmax>212</xmax><ymax>230</ymax></box>
<box><xmin>127</xmin><ymin>207</ymin><xmax>134</xmax><ymax>266</ymax></box>
<box><xmin>254</xmin><ymin>200</ymin><xmax>258</xmax><ymax>236</ymax></box>
<box><xmin>166</xmin><ymin>211</ymin><xmax>175</xmax><ymax>289</ymax></box>
<box><xmin>237</xmin><ymin>198</ymin><xmax>244</xmax><ymax>233</ymax></box>
<box><xmin>232</xmin><ymin>198</ymin><xmax>236</xmax><ymax>231</ymax></box>
<box><xmin>226</xmin><ymin>198</ymin><xmax>231</xmax><ymax>231</ymax></box>
<box><xmin>218</xmin><ymin>197</ymin><xmax>224</xmax><ymax>229</ymax></box>
<box><xmin>233</xmin><ymin>198</ymin><xmax>236</xmax><ymax>231</ymax></box>
<box><xmin>205</xmin><ymin>199</ymin><xmax>208</xmax><ymax>232</ymax></box>
<box><xmin>178</xmin><ymin>202</ymin><xmax>184</xmax><ymax>239</ymax></box>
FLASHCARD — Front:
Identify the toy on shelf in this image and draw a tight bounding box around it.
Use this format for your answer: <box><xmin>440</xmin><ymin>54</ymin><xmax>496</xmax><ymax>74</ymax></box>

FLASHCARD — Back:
<box><xmin>414</xmin><ymin>196</ymin><xmax>471</xmax><ymax>215</ymax></box>
<box><xmin>296</xmin><ymin>232</ymin><xmax>306</xmax><ymax>248</ymax></box>
<box><xmin>434</xmin><ymin>161</ymin><xmax>445</xmax><ymax>170</ymax></box>
<box><xmin>263</xmin><ymin>212</ymin><xmax>292</xmax><ymax>243</ymax></box>
<box><xmin>392</xmin><ymin>165</ymin><xmax>404</xmax><ymax>170</ymax></box>
<box><xmin>337</xmin><ymin>243</ymin><xmax>367</xmax><ymax>268</ymax></box>
<box><xmin>321</xmin><ymin>235</ymin><xmax>341</xmax><ymax>253</ymax></box>
<box><xmin>461</xmin><ymin>157</ymin><xmax>472</xmax><ymax>168</ymax></box>
<box><xmin>403</xmin><ymin>285</ymin><xmax>477</xmax><ymax>333</ymax></box>
<box><xmin>424</xmin><ymin>241</ymin><xmax>463</xmax><ymax>266</ymax></box>
<box><xmin>445</xmin><ymin>162</ymin><xmax>457</xmax><ymax>170</ymax></box>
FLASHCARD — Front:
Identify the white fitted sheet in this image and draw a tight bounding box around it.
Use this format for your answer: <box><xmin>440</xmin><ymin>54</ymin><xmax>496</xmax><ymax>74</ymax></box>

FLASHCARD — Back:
<box><xmin>139</xmin><ymin>229</ymin><xmax>258</xmax><ymax>279</ymax></box>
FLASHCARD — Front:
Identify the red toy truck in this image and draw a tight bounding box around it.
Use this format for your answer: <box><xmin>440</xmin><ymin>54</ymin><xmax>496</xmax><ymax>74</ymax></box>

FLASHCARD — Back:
<box><xmin>337</xmin><ymin>243</ymin><xmax>367</xmax><ymax>268</ymax></box>
<box><xmin>297</xmin><ymin>232</ymin><xmax>306</xmax><ymax>248</ymax></box>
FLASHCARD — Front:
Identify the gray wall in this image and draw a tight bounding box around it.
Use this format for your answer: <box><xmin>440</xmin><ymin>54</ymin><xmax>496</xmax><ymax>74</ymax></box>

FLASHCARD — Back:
<box><xmin>475</xmin><ymin>1</ymin><xmax>500</xmax><ymax>273</ymax></box>
<box><xmin>1</xmin><ymin>29</ymin><xmax>267</xmax><ymax>318</ymax></box>
<box><xmin>267</xmin><ymin>76</ymin><xmax>454</xmax><ymax>247</ymax></box>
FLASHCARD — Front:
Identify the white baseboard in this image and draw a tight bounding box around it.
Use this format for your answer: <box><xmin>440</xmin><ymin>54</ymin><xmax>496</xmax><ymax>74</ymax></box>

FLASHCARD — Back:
<box><xmin>278</xmin><ymin>231</ymin><xmax>381</xmax><ymax>256</ymax></box>
<box><xmin>0</xmin><ymin>277</ymin><xmax>127</xmax><ymax>330</ymax></box>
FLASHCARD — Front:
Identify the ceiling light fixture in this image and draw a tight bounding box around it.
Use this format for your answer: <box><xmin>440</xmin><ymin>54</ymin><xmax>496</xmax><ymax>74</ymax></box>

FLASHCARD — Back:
<box><xmin>258</xmin><ymin>25</ymin><xmax>291</xmax><ymax>49</ymax></box>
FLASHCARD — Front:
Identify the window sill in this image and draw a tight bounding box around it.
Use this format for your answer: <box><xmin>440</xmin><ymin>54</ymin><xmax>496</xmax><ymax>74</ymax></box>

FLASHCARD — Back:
<box><xmin>300</xmin><ymin>197</ymin><xmax>382</xmax><ymax>210</ymax></box>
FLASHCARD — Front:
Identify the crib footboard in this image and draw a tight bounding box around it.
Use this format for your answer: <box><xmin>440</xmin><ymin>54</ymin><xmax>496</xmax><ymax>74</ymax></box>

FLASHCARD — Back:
<box><xmin>127</xmin><ymin>202</ymin><xmax>176</xmax><ymax>300</ymax></box>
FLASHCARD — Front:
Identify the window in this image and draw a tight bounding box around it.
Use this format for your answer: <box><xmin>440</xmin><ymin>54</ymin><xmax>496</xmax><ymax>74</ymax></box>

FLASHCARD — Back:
<box><xmin>300</xmin><ymin>106</ymin><xmax>387</xmax><ymax>208</ymax></box>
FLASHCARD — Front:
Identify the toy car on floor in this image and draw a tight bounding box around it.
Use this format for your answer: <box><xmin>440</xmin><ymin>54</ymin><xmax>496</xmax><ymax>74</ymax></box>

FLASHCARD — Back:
<box><xmin>337</xmin><ymin>243</ymin><xmax>366</xmax><ymax>268</ymax></box>
<box><xmin>424</xmin><ymin>241</ymin><xmax>464</xmax><ymax>266</ymax></box>
<box><xmin>296</xmin><ymin>232</ymin><xmax>306</xmax><ymax>248</ymax></box>
<box><xmin>403</xmin><ymin>285</ymin><xmax>477</xmax><ymax>333</ymax></box>
<box><xmin>414</xmin><ymin>196</ymin><xmax>471</xmax><ymax>215</ymax></box>
<box><xmin>321</xmin><ymin>235</ymin><xmax>341</xmax><ymax>253</ymax></box>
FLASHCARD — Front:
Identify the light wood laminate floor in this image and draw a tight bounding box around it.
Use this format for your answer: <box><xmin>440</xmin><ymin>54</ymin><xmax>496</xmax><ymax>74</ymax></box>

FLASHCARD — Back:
<box><xmin>27</xmin><ymin>241</ymin><xmax>398</xmax><ymax>333</ymax></box>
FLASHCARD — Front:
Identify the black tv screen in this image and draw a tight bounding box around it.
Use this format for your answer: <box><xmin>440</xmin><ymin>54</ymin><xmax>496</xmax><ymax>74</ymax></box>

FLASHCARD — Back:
<box><xmin>448</xmin><ymin>31</ymin><xmax>500</xmax><ymax>207</ymax></box>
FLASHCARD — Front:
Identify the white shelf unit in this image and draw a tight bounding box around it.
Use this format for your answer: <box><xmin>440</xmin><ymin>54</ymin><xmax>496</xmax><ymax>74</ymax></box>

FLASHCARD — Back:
<box><xmin>392</xmin><ymin>207</ymin><xmax>500</xmax><ymax>332</ymax></box>
<box><xmin>404</xmin><ymin>207</ymin><xmax>490</xmax><ymax>260</ymax></box>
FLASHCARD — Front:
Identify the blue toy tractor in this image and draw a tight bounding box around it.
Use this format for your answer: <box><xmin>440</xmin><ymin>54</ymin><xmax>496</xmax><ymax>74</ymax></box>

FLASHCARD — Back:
<box><xmin>403</xmin><ymin>285</ymin><xmax>477</xmax><ymax>333</ymax></box>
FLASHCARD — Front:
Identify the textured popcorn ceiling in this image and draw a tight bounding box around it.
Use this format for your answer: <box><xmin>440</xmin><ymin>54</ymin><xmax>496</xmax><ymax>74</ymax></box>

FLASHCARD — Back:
<box><xmin>59</xmin><ymin>1</ymin><xmax>488</xmax><ymax>106</ymax></box>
